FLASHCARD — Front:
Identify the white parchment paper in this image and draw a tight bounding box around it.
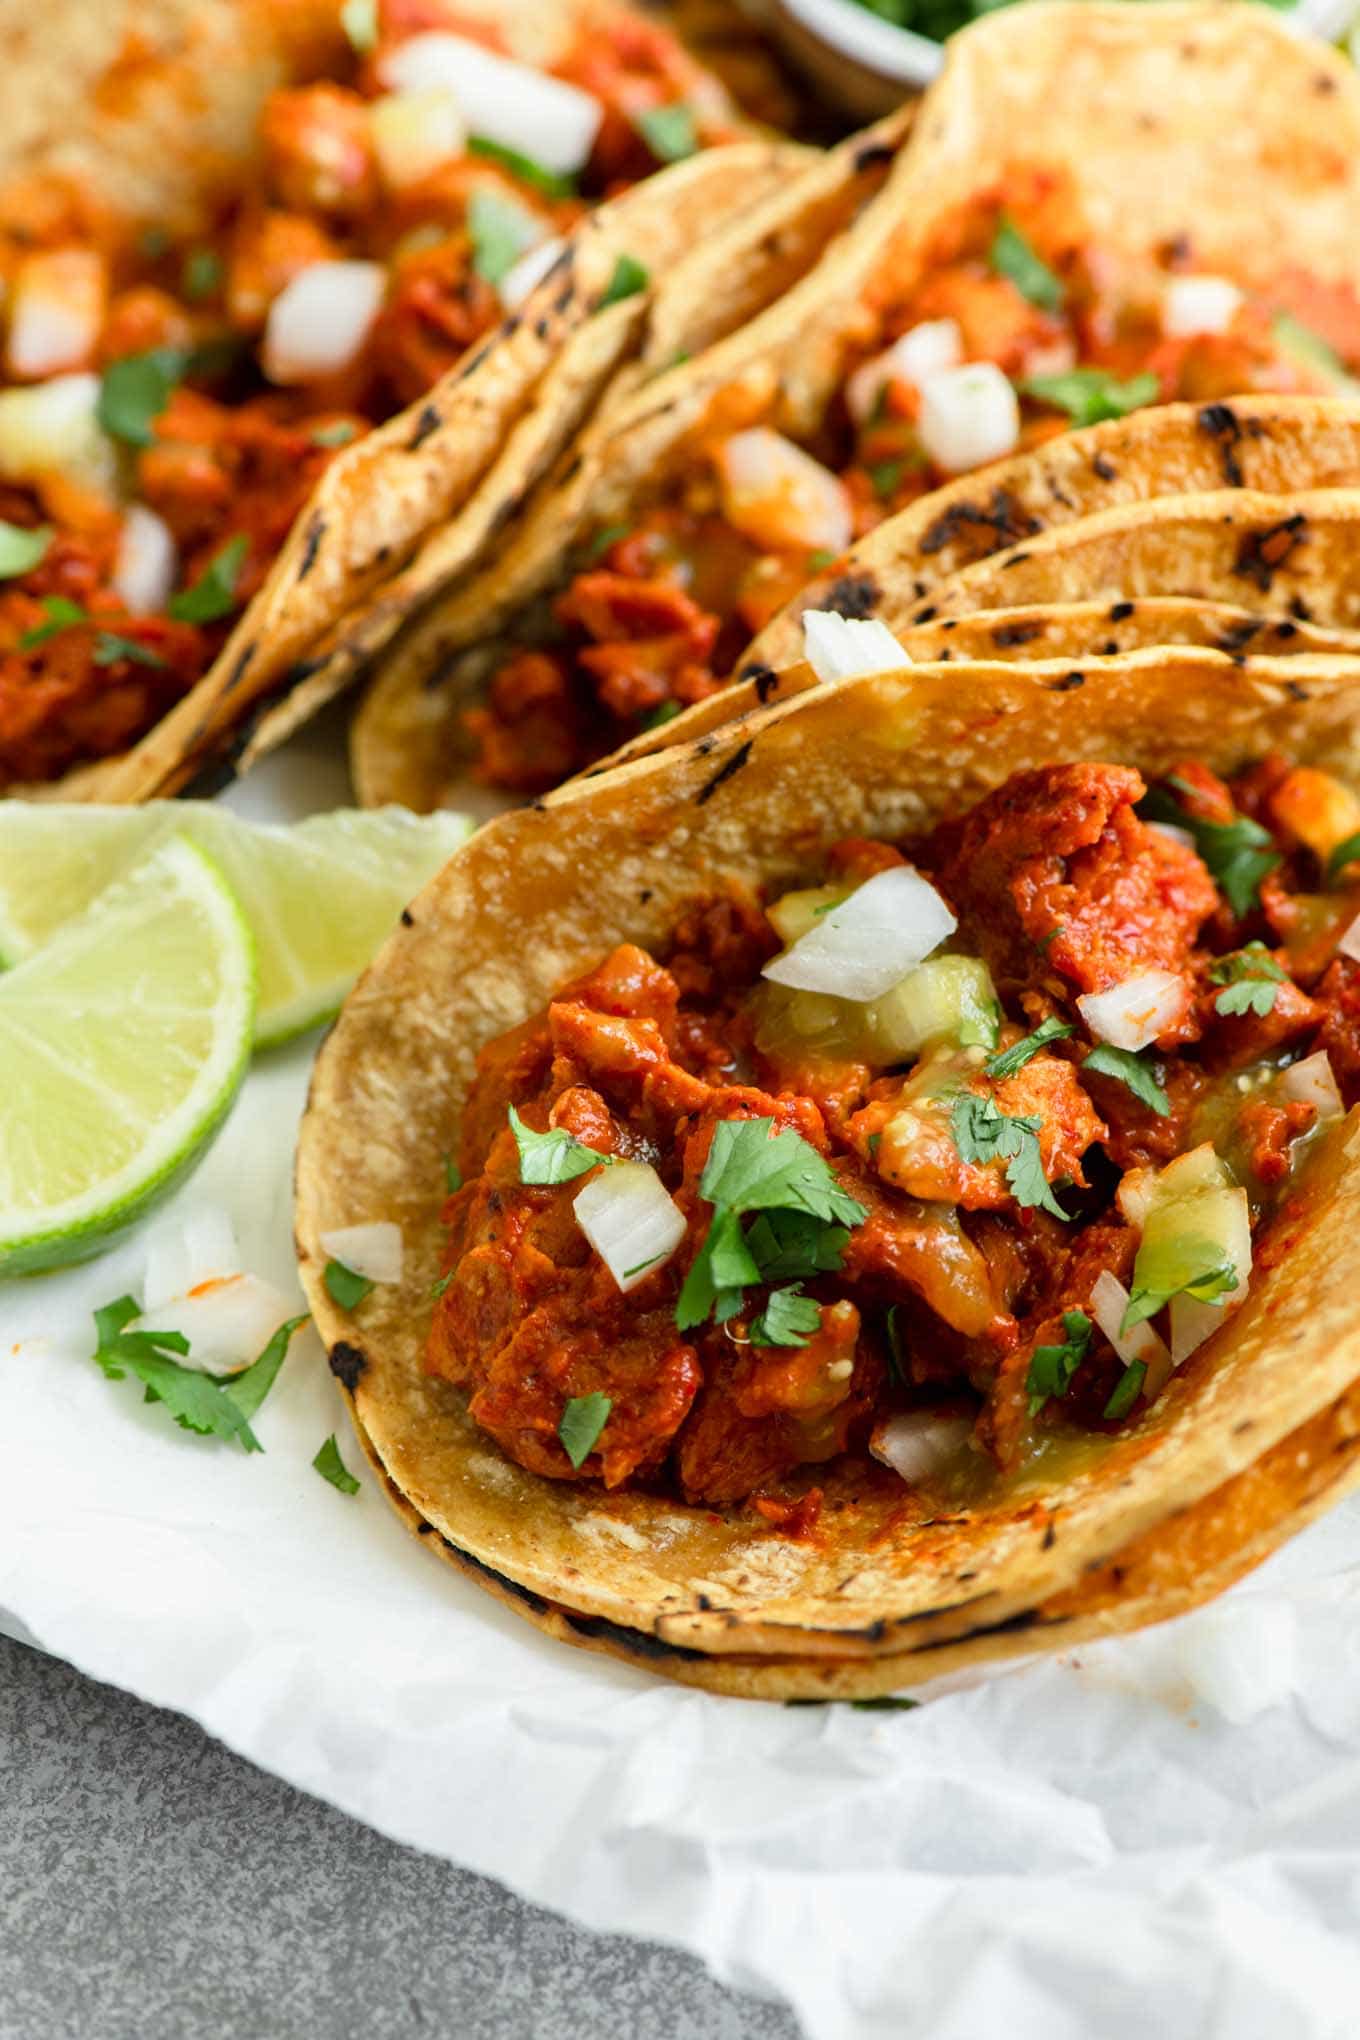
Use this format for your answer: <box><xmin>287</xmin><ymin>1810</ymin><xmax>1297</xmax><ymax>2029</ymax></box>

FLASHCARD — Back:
<box><xmin>5</xmin><ymin>730</ymin><xmax>1360</xmax><ymax>2040</ymax></box>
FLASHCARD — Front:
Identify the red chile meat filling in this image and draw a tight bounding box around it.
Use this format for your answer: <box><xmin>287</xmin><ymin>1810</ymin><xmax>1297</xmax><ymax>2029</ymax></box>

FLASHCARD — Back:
<box><xmin>428</xmin><ymin>755</ymin><xmax>1360</xmax><ymax>1511</ymax></box>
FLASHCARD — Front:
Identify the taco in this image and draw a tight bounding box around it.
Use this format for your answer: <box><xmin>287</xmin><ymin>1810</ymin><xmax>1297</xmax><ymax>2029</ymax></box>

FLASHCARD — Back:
<box><xmin>347</xmin><ymin>1</ymin><xmax>1360</xmax><ymax>813</ymax></box>
<box><xmin>297</xmin><ymin>644</ymin><xmax>1360</xmax><ymax>1697</ymax></box>
<box><xmin>0</xmin><ymin>0</ymin><xmax>803</xmax><ymax>801</ymax></box>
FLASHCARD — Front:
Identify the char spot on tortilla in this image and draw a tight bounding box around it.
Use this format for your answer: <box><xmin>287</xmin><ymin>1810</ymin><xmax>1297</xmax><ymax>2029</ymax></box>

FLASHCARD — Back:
<box><xmin>1233</xmin><ymin>512</ymin><xmax>1310</xmax><ymax>591</ymax></box>
<box><xmin>297</xmin><ymin>513</ymin><xmax>326</xmax><ymax>580</ymax></box>
<box><xmin>745</xmin><ymin>663</ymin><xmax>779</xmax><ymax>701</ymax></box>
<box><xmin>1274</xmin><ymin>619</ymin><xmax>1298</xmax><ymax>639</ymax></box>
<box><xmin>1216</xmin><ymin>616</ymin><xmax>1262</xmax><ymax>651</ymax></box>
<box><xmin>1092</xmin><ymin>452</ymin><xmax>1118</xmax><ymax>481</ymax></box>
<box><xmin>824</xmin><ymin>572</ymin><xmax>880</xmax><ymax>618</ymax></box>
<box><xmin>1291</xmin><ymin>594</ymin><xmax>1314</xmax><ymax>621</ymax></box>
<box><xmin>564</xmin><ymin>1610</ymin><xmax>707</xmax><ymax>1663</ymax></box>
<box><xmin>1197</xmin><ymin>401</ymin><xmax>1245</xmax><ymax>487</ymax></box>
<box><xmin>639</xmin><ymin>887</ymin><xmax>653</xmax><ymax>903</ymax></box>
<box><xmin>1108</xmin><ymin>600</ymin><xmax>1135</xmax><ymax>621</ymax></box>
<box><xmin>853</xmin><ymin>139</ymin><xmax>897</xmax><ymax>172</ymax></box>
<box><xmin>400</xmin><ymin>907</ymin><xmax>415</xmax><ymax>928</ymax></box>
<box><xmin>915</xmin><ymin>604</ymin><xmax>938</xmax><ymax>623</ymax></box>
<box><xmin>919</xmin><ymin>487</ymin><xmax>1038</xmax><ymax>559</ymax></box>
<box><xmin>695</xmin><ymin>738</ymin><xmax>754</xmax><ymax>806</ymax></box>
<box><xmin>1101</xmin><ymin>640</ymin><xmax>1118</xmax><ymax>655</ymax></box>
<box><xmin>1052</xmin><ymin>671</ymin><xmax>1085</xmax><ymax>691</ymax></box>
<box><xmin>329</xmin><ymin>1342</ymin><xmax>368</xmax><ymax>1391</ymax></box>
<box><xmin>990</xmin><ymin>619</ymin><xmax>1045</xmax><ymax>646</ymax></box>
<box><xmin>1285</xmin><ymin>679</ymin><xmax>1311</xmax><ymax>701</ymax></box>
<box><xmin>1041</xmin><ymin>1519</ymin><xmax>1058</xmax><ymax>1551</ymax></box>
<box><xmin>407</xmin><ymin>402</ymin><xmax>441</xmax><ymax>450</ymax></box>
<box><xmin>223</xmin><ymin>642</ymin><xmax>256</xmax><ymax>695</ymax></box>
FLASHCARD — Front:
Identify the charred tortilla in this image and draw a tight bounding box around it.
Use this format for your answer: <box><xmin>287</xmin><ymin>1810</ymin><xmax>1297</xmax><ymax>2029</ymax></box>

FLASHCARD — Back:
<box><xmin>297</xmin><ymin>653</ymin><xmax>1360</xmax><ymax>1695</ymax></box>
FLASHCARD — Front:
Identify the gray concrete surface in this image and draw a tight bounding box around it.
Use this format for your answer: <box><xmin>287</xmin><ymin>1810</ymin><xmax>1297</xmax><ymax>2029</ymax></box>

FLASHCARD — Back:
<box><xmin>0</xmin><ymin>1637</ymin><xmax>801</xmax><ymax>2040</ymax></box>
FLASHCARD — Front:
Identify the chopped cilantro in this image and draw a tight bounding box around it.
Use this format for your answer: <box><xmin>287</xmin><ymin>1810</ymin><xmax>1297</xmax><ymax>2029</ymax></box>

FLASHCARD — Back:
<box><xmin>675</xmin><ymin>1204</ymin><xmax>761</xmax><ymax>1330</ymax></box>
<box><xmin>1025</xmin><ymin>1309</ymin><xmax>1092</xmax><ymax>1416</ymax></box>
<box><xmin>984</xmin><ymin>1016</ymin><xmax>1072</xmax><ymax>1079</ymax></box>
<box><xmin>1272</xmin><ymin>311</ymin><xmax>1356</xmax><ymax>389</ymax></box>
<box><xmin>643</xmin><ymin>701</ymin><xmax>681</xmax><ymax>730</ymax></box>
<box><xmin>1139</xmin><ymin>783</ymin><xmax>1279</xmax><ymax>919</ymax></box>
<box><xmin>182</xmin><ymin>247</ymin><xmax>223</xmax><ymax>301</ymax></box>
<box><xmin>98</xmin><ymin>346</ymin><xmax>188</xmax><ymax>448</ymax></box>
<box><xmin>313</xmin><ymin>1433</ymin><xmax>361</xmax><ymax>1494</ymax></box>
<box><xmin>1122</xmin><ymin>1262</ymin><xmax>1237</xmax><ymax>1333</ymax></box>
<box><xmin>807</xmin><ymin>548</ymin><xmax>839</xmax><ymax>571</ymax></box>
<box><xmin>1209</xmin><ymin>942</ymin><xmax>1287</xmax><ymax>1018</ymax></box>
<box><xmin>960</xmin><ymin>998</ymin><xmax>1002</xmax><ymax>1053</ymax></box>
<box><xmin>310</xmin><ymin>419</ymin><xmax>359</xmax><ymax>449</ymax></box>
<box><xmin>430</xmin><ymin>1270</ymin><xmax>453</xmax><ymax>1300</ymax></box>
<box><xmin>989</xmin><ymin>216</ymin><xmax>1063</xmax><ymax>312</ymax></box>
<box><xmin>508</xmin><ymin>1103</ymin><xmax>612</xmax><ymax>1185</ymax></box>
<box><xmin>949</xmin><ymin>1093</ymin><xmax>1069</xmax><ymax>1220</ymax></box>
<box><xmin>0</xmin><ymin>521</ymin><xmax>52</xmax><ymax>579</ymax></box>
<box><xmin>1082</xmin><ymin>1044</ymin><xmax>1170</xmax><ymax>1116</ymax></box>
<box><xmin>468</xmin><ymin>187</ymin><xmax>544</xmax><ymax>286</ymax></box>
<box><xmin>599</xmin><ymin>253</ymin><xmax>650</xmax><ymax>309</ymax></box>
<box><xmin>558</xmin><ymin>1391</ymin><xmax>612</xmax><ymax>1469</ymax></box>
<box><xmin>634</xmin><ymin>103</ymin><xmax>698</xmax><ymax>163</ymax></box>
<box><xmin>19</xmin><ymin>595</ymin><xmax>88</xmax><ymax>650</ymax></box>
<box><xmin>91</xmin><ymin>1296</ymin><xmax>304</xmax><ymax>1450</ymax></box>
<box><xmin>584</xmin><ymin>522</ymin><xmax>631</xmax><ymax>564</ymax></box>
<box><xmin>1327</xmin><ymin>830</ymin><xmax>1360</xmax><ymax>886</ymax></box>
<box><xmin>884</xmin><ymin>1304</ymin><xmax>907</xmax><ymax>1385</ymax></box>
<box><xmin>468</xmin><ymin>136</ymin><xmax>576</xmax><ymax>200</ymax></box>
<box><xmin>92</xmin><ymin>632</ymin><xmax>167</xmax><ymax>670</ymax></box>
<box><xmin>1102</xmin><ymin>1360</ymin><xmax>1146</xmax><ymax>1421</ymax></box>
<box><xmin>1020</xmin><ymin>368</ymin><xmax>1159</xmax><ymax>428</ymax></box>
<box><xmin>749</xmin><ymin>1284</ymin><xmax>822</xmax><ymax>1348</ymax></box>
<box><xmin>168</xmin><ymin>533</ymin><xmax>249</xmax><ymax>624</ymax></box>
<box><xmin>745</xmin><ymin>1208</ymin><xmax>849</xmax><ymax>1280</ymax></box>
<box><xmin>850</xmin><ymin>1696</ymin><xmax>920</xmax><ymax>1712</ymax></box>
<box><xmin>445</xmin><ymin>1156</ymin><xmax>462</xmax><ymax>1193</ymax></box>
<box><xmin>867</xmin><ymin>458</ymin><xmax>905</xmax><ymax>500</ymax></box>
<box><xmin>340</xmin><ymin>0</ymin><xmax>378</xmax><ymax>52</ymax></box>
<box><xmin>324</xmin><ymin>1259</ymin><xmax>375</xmax><ymax>1311</ymax></box>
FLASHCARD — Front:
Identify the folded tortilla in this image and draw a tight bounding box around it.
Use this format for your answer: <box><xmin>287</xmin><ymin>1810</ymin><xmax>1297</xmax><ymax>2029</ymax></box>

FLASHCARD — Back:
<box><xmin>296</xmin><ymin>651</ymin><xmax>1360</xmax><ymax>1697</ymax></box>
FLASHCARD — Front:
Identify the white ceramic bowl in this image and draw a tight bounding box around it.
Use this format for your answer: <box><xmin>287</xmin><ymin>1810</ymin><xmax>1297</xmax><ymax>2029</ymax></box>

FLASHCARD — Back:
<box><xmin>764</xmin><ymin>0</ymin><xmax>945</xmax><ymax>118</ymax></box>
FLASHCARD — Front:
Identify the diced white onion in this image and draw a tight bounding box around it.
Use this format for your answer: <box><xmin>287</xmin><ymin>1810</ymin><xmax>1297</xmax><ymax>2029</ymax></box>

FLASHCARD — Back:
<box><xmin>1282</xmin><ymin>1049</ymin><xmax>1345</xmax><ymax>1124</ymax></box>
<box><xmin>6</xmin><ymin>249</ymin><xmax>106</xmax><ymax>379</ymax></box>
<box><xmin>319</xmin><ymin>1221</ymin><xmax>404</xmax><ymax>1285</ymax></box>
<box><xmin>1077</xmin><ymin>969</ymin><xmax>1188</xmax><ymax>1053</ymax></box>
<box><xmin>1115</xmin><ymin>1168</ymin><xmax>1155</xmax><ymax>1232</ymax></box>
<box><xmin>1162</xmin><ymin>275</ymin><xmax>1243</xmax><ymax>339</ymax></box>
<box><xmin>763</xmin><ymin>864</ymin><xmax>957</xmax><ymax>1002</ymax></box>
<box><xmin>870</xmin><ymin>1410</ymin><xmax>972</xmax><ymax>1484</ymax></box>
<box><xmin>713</xmin><ymin>428</ymin><xmax>853</xmax><ymax>555</ymax></box>
<box><xmin>917</xmin><ymin>363</ymin><xmax>1020</xmax><ymax>474</ymax></box>
<box><xmin>1338</xmin><ymin>911</ymin><xmax>1360</xmax><ymax>963</ymax></box>
<box><xmin>1169</xmin><ymin>1292</ymin><xmax>1234</xmax><ymax>1366</ymax></box>
<box><xmin>132</xmin><ymin>1273</ymin><xmax>299</xmax><ymax>1379</ymax></box>
<box><xmin>369</xmin><ymin>88</ymin><xmax>466</xmax><ymax>191</ymax></box>
<box><xmin>262</xmin><ymin>261</ymin><xmax>387</xmax><ymax>385</ymax></box>
<box><xmin>802</xmin><ymin>610</ymin><xmax>909</xmax><ymax>683</ymax></box>
<box><xmin>0</xmin><ymin>372</ymin><xmax>117</xmax><ymax>495</ymax></box>
<box><xmin>379</xmin><ymin>33</ymin><xmax>602</xmax><ymax>176</ymax></box>
<box><xmin>845</xmin><ymin>319</ymin><xmax>963</xmax><ymax>426</ymax></box>
<box><xmin>1091</xmin><ymin>1269</ymin><xmax>1173</xmax><ymax>1399</ymax></box>
<box><xmin>573</xmin><ymin>1160</ymin><xmax>686</xmax><ymax>1293</ymax></box>
<box><xmin>112</xmin><ymin>505</ymin><xmax>177</xmax><ymax>614</ymax></box>
<box><xmin>142</xmin><ymin>1207</ymin><xmax>240</xmax><ymax>1313</ymax></box>
<box><xmin>499</xmin><ymin>234</ymin><xmax>568</xmax><ymax>312</ymax></box>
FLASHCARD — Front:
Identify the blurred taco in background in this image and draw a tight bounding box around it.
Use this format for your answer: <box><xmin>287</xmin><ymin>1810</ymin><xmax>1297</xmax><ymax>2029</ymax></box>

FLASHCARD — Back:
<box><xmin>0</xmin><ymin>0</ymin><xmax>801</xmax><ymax>800</ymax></box>
<box><xmin>348</xmin><ymin>0</ymin><xmax>1360</xmax><ymax>813</ymax></box>
<box><xmin>298</xmin><ymin>645</ymin><xmax>1360</xmax><ymax>1696</ymax></box>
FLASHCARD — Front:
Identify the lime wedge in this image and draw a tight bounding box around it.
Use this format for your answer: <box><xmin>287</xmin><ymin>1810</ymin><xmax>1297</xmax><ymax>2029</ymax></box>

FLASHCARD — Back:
<box><xmin>0</xmin><ymin>802</ymin><xmax>469</xmax><ymax>1048</ymax></box>
<box><xmin>0</xmin><ymin>836</ymin><xmax>256</xmax><ymax>1276</ymax></box>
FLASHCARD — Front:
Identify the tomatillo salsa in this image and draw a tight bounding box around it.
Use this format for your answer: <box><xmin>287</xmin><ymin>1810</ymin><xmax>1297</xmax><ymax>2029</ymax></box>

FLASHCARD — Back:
<box><xmin>429</xmin><ymin>751</ymin><xmax>1360</xmax><ymax>1522</ymax></box>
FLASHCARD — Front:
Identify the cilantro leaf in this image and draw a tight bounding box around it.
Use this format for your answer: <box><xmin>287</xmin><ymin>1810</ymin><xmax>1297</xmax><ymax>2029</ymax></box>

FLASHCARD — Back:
<box><xmin>468</xmin><ymin>136</ymin><xmax>576</xmax><ymax>200</ymax></box>
<box><xmin>745</xmin><ymin>1208</ymin><xmax>850</xmax><ymax>1280</ymax></box>
<box><xmin>699</xmin><ymin>1118</ymin><xmax>868</xmax><ymax>1229</ymax></box>
<box><xmin>599</xmin><ymin>253</ymin><xmax>649</xmax><ymax>310</ymax></box>
<box><xmin>313</xmin><ymin>1433</ymin><xmax>361</xmax><ymax>1494</ymax></box>
<box><xmin>19</xmin><ymin>595</ymin><xmax>88</xmax><ymax>649</ymax></box>
<box><xmin>558</xmin><ymin>1391</ymin><xmax>612</xmax><ymax>1469</ymax></box>
<box><xmin>1122</xmin><ymin>1262</ymin><xmax>1237</xmax><ymax>1332</ymax></box>
<box><xmin>508</xmin><ymin>1103</ymin><xmax>611</xmax><ymax>1185</ymax></box>
<box><xmin>1082</xmin><ymin>1044</ymin><xmax>1170</xmax><ymax>1116</ymax></box>
<box><xmin>324</xmin><ymin>1259</ymin><xmax>374</xmax><ymax>1310</ymax></box>
<box><xmin>1020</xmin><ymin>368</ymin><xmax>1159</xmax><ymax>428</ymax></box>
<box><xmin>91</xmin><ymin>1296</ymin><xmax>261</xmax><ymax>1451</ymax></box>
<box><xmin>985</xmin><ymin>1017</ymin><xmax>1072</xmax><ymax>1080</ymax></box>
<box><xmin>0</xmin><ymin>520</ymin><xmax>52</xmax><ymax>579</ymax></box>
<box><xmin>98</xmin><ymin>346</ymin><xmax>188</xmax><ymax>447</ymax></box>
<box><xmin>310</xmin><ymin>419</ymin><xmax>359</xmax><ymax>448</ymax></box>
<box><xmin>1139</xmin><ymin>783</ymin><xmax>1280</xmax><ymax>918</ymax></box>
<box><xmin>445</xmin><ymin>1155</ymin><xmax>463</xmax><ymax>1193</ymax></box>
<box><xmin>1209</xmin><ymin>942</ymin><xmax>1287</xmax><ymax>1018</ymax></box>
<box><xmin>634</xmin><ymin>103</ymin><xmax>698</xmax><ymax>163</ymax></box>
<box><xmin>584</xmin><ymin>522</ymin><xmax>631</xmax><ymax>565</ymax></box>
<box><xmin>868</xmin><ymin>458</ymin><xmax>905</xmax><ymax>500</ymax></box>
<box><xmin>168</xmin><ymin>533</ymin><xmax>249</xmax><ymax>624</ymax></box>
<box><xmin>1102</xmin><ymin>1360</ymin><xmax>1146</xmax><ymax>1421</ymax></box>
<box><xmin>1326</xmin><ymin>830</ymin><xmax>1360</xmax><ymax>886</ymax></box>
<box><xmin>1025</xmin><ymin>1308</ymin><xmax>1092</xmax><ymax>1416</ymax></box>
<box><xmin>959</xmin><ymin>997</ymin><xmax>1001</xmax><ymax>1052</ymax></box>
<box><xmin>642</xmin><ymin>701</ymin><xmax>681</xmax><ymax>730</ymax></box>
<box><xmin>989</xmin><ymin>216</ymin><xmax>1063</xmax><ymax>312</ymax></box>
<box><xmin>182</xmin><ymin>247</ymin><xmax>223</xmax><ymax>302</ymax></box>
<box><xmin>675</xmin><ymin>1204</ymin><xmax>761</xmax><ymax>1331</ymax></box>
<box><xmin>749</xmin><ymin>1283</ymin><xmax>822</xmax><ymax>1349</ymax></box>
<box><xmin>468</xmin><ymin>186</ymin><xmax>544</xmax><ymax>286</ymax></box>
<box><xmin>226</xmin><ymin>1315</ymin><xmax>308</xmax><ymax>1423</ymax></box>
<box><xmin>93</xmin><ymin>632</ymin><xmax>167</xmax><ymax>669</ymax></box>
<box><xmin>949</xmin><ymin>1094</ymin><xmax>1069</xmax><ymax>1219</ymax></box>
